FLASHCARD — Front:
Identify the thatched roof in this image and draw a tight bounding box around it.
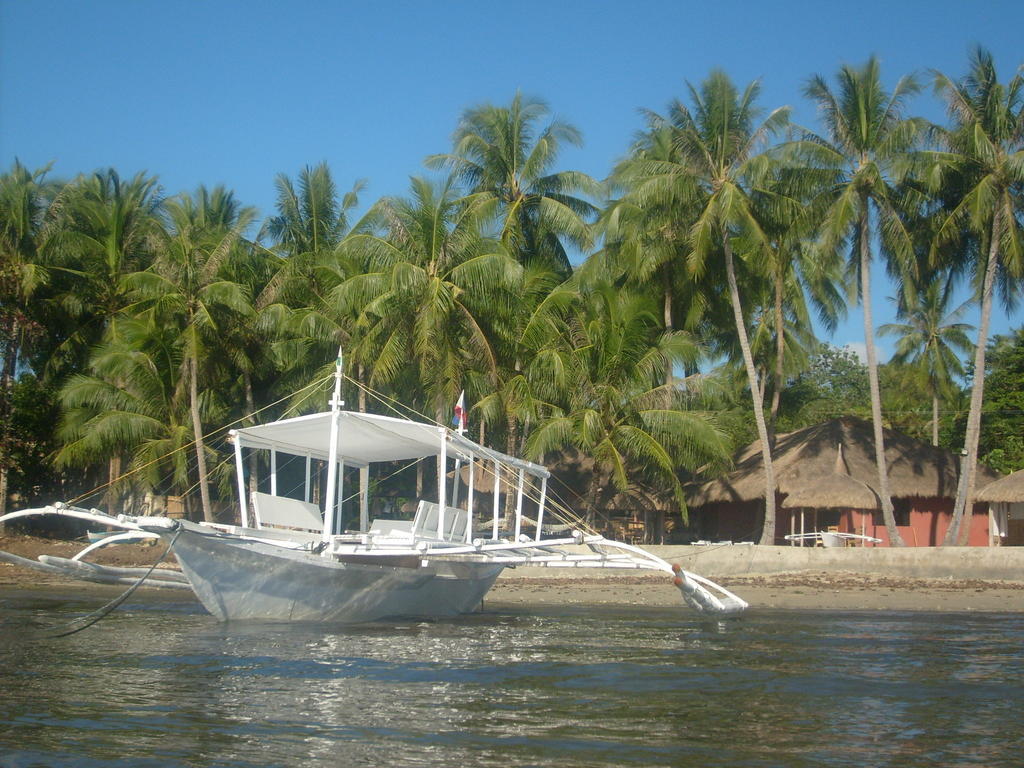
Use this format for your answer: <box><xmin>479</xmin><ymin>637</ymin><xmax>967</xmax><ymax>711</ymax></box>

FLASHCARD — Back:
<box><xmin>975</xmin><ymin>469</ymin><xmax>1024</xmax><ymax>503</ymax></box>
<box><xmin>781</xmin><ymin>471</ymin><xmax>880</xmax><ymax>510</ymax></box>
<box><xmin>688</xmin><ymin>417</ymin><xmax>1000</xmax><ymax>507</ymax></box>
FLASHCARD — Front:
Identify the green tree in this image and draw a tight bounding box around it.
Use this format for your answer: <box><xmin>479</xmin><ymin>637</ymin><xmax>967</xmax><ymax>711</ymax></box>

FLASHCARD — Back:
<box><xmin>47</xmin><ymin>169</ymin><xmax>164</xmax><ymax>366</ymax></box>
<box><xmin>622</xmin><ymin>71</ymin><xmax>791</xmax><ymax>544</ymax></box>
<box><xmin>525</xmin><ymin>284</ymin><xmax>729</xmax><ymax>533</ymax></box>
<box><xmin>56</xmin><ymin>317</ymin><xmax>193</xmax><ymax>509</ymax></box>
<box><xmin>472</xmin><ymin>261</ymin><xmax>573</xmax><ymax>465</ymax></box>
<box><xmin>126</xmin><ymin>186</ymin><xmax>256</xmax><ymax>521</ymax></box>
<box><xmin>802</xmin><ymin>57</ymin><xmax>924</xmax><ymax>546</ymax></box>
<box><xmin>928</xmin><ymin>48</ymin><xmax>1024</xmax><ymax>544</ymax></box>
<box><xmin>259</xmin><ymin>164</ymin><xmax>376</xmax><ymax>414</ymax></box>
<box><xmin>0</xmin><ymin>161</ymin><xmax>54</xmax><ymax>521</ymax></box>
<box><xmin>340</xmin><ymin>176</ymin><xmax>520</xmax><ymax>422</ymax></box>
<box><xmin>427</xmin><ymin>92</ymin><xmax>601</xmax><ymax>277</ymax></box>
<box><xmin>601</xmin><ymin>123</ymin><xmax>732</xmax><ymax>382</ymax></box>
<box><xmin>260</xmin><ymin>162</ymin><xmax>365</xmax><ymax>305</ymax></box>
<box><xmin>976</xmin><ymin>329</ymin><xmax>1024</xmax><ymax>475</ymax></box>
<box><xmin>879</xmin><ymin>271</ymin><xmax>973</xmax><ymax>446</ymax></box>
<box><xmin>744</xmin><ymin>163</ymin><xmax>846</xmax><ymax>447</ymax></box>
<box><xmin>777</xmin><ymin>344</ymin><xmax>870</xmax><ymax>429</ymax></box>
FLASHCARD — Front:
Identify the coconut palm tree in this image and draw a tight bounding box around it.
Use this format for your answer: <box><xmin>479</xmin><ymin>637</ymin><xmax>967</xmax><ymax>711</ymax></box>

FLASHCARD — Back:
<box><xmin>260</xmin><ymin>163</ymin><xmax>365</xmax><ymax>305</ymax></box>
<box><xmin>525</xmin><ymin>283</ymin><xmax>729</xmax><ymax>532</ymax></box>
<box><xmin>126</xmin><ymin>186</ymin><xmax>257</xmax><ymax>521</ymax></box>
<box><xmin>259</xmin><ymin>163</ymin><xmax>368</xmax><ymax>406</ymax></box>
<box><xmin>0</xmin><ymin>161</ymin><xmax>56</xmax><ymax>521</ymax></box>
<box><xmin>743</xmin><ymin>162</ymin><xmax>846</xmax><ymax>447</ymax></box>
<box><xmin>46</xmin><ymin>169</ymin><xmax>164</xmax><ymax>365</ymax></box>
<box><xmin>45</xmin><ymin>168</ymin><xmax>164</xmax><ymax>508</ymax></box>
<box><xmin>622</xmin><ymin>70</ymin><xmax>791</xmax><ymax>544</ymax></box>
<box><xmin>927</xmin><ymin>48</ymin><xmax>1024</xmax><ymax>544</ymax></box>
<box><xmin>339</xmin><ymin>176</ymin><xmax>520</xmax><ymax>422</ymax></box>
<box><xmin>427</xmin><ymin>92</ymin><xmax>601</xmax><ymax>277</ymax></box>
<box><xmin>472</xmin><ymin>259</ymin><xmax>572</xmax><ymax>458</ymax></box>
<box><xmin>602</xmin><ymin>123</ymin><xmax>727</xmax><ymax>353</ymax></box>
<box><xmin>879</xmin><ymin>270</ymin><xmax>973</xmax><ymax>446</ymax></box>
<box><xmin>801</xmin><ymin>57</ymin><xmax>925</xmax><ymax>546</ymax></box>
<box><xmin>55</xmin><ymin>316</ymin><xmax>193</xmax><ymax>508</ymax></box>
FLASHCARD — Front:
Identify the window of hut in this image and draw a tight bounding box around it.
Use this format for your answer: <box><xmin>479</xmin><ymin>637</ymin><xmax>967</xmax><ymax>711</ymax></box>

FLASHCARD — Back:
<box><xmin>873</xmin><ymin>500</ymin><xmax>912</xmax><ymax>527</ymax></box>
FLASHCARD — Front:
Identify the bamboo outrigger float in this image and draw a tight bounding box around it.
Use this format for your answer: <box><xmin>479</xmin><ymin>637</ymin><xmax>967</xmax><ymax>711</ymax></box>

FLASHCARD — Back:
<box><xmin>0</xmin><ymin>354</ymin><xmax>748</xmax><ymax>622</ymax></box>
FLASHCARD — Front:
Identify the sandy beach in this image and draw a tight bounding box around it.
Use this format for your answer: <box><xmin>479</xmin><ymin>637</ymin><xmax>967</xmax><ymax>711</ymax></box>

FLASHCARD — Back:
<box><xmin>2</xmin><ymin>533</ymin><xmax>1023</xmax><ymax>613</ymax></box>
<box><xmin>487</xmin><ymin>573</ymin><xmax>1024</xmax><ymax>612</ymax></box>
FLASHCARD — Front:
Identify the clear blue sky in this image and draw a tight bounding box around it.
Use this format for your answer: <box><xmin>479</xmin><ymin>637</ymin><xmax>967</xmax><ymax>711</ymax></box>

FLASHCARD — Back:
<box><xmin>2</xmin><ymin>0</ymin><xmax>1022</xmax><ymax>360</ymax></box>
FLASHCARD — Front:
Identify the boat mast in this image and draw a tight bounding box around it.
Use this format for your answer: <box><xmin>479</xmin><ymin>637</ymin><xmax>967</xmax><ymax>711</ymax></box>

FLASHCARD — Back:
<box><xmin>321</xmin><ymin>349</ymin><xmax>344</xmax><ymax>545</ymax></box>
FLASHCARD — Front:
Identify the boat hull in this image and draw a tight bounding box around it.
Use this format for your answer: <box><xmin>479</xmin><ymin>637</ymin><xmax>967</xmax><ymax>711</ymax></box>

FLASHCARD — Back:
<box><xmin>162</xmin><ymin>525</ymin><xmax>504</xmax><ymax>623</ymax></box>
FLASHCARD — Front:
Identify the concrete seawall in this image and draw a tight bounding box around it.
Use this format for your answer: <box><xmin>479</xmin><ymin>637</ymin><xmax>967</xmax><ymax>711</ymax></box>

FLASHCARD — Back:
<box><xmin>501</xmin><ymin>544</ymin><xmax>1024</xmax><ymax>582</ymax></box>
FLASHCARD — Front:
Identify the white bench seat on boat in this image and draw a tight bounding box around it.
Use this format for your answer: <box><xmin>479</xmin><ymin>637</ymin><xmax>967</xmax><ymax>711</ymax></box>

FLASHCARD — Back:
<box><xmin>368</xmin><ymin>519</ymin><xmax>414</xmax><ymax>537</ymax></box>
<box><xmin>413</xmin><ymin>501</ymin><xmax>469</xmax><ymax>542</ymax></box>
<box><xmin>369</xmin><ymin>501</ymin><xmax>469</xmax><ymax>543</ymax></box>
<box><xmin>252</xmin><ymin>492</ymin><xmax>323</xmax><ymax>532</ymax></box>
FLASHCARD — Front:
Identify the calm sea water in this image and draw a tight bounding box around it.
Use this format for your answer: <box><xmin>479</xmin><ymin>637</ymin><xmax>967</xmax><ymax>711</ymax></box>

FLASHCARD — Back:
<box><xmin>1</xmin><ymin>590</ymin><xmax>1021</xmax><ymax>768</ymax></box>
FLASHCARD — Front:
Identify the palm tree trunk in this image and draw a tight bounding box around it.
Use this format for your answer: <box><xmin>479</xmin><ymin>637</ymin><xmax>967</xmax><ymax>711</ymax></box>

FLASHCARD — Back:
<box><xmin>860</xmin><ymin>204</ymin><xmax>904</xmax><ymax>546</ymax></box>
<box><xmin>663</xmin><ymin>270</ymin><xmax>675</xmax><ymax>405</ymax></box>
<box><xmin>504</xmin><ymin>412</ymin><xmax>519</xmax><ymax>527</ymax></box>
<box><xmin>189</xmin><ymin>353</ymin><xmax>214</xmax><ymax>523</ymax></box>
<box><xmin>0</xmin><ymin>465</ymin><xmax>7</xmax><ymax>534</ymax></box>
<box><xmin>946</xmin><ymin>211</ymin><xmax>1001</xmax><ymax>545</ymax></box>
<box><xmin>586</xmin><ymin>470</ymin><xmax>602</xmax><ymax>530</ymax></box>
<box><xmin>105</xmin><ymin>456</ymin><xmax>122</xmax><ymax>512</ymax></box>
<box><xmin>768</xmin><ymin>269</ymin><xmax>786</xmax><ymax>449</ymax></box>
<box><xmin>723</xmin><ymin>239</ymin><xmax>777</xmax><ymax>545</ymax></box>
<box><xmin>932</xmin><ymin>394</ymin><xmax>940</xmax><ymax>447</ymax></box>
<box><xmin>0</xmin><ymin>318</ymin><xmax>16</xmax><ymax>528</ymax></box>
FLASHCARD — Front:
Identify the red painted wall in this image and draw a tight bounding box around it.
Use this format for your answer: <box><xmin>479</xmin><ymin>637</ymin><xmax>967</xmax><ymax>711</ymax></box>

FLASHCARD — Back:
<box><xmin>701</xmin><ymin>497</ymin><xmax>992</xmax><ymax>546</ymax></box>
<box><xmin>835</xmin><ymin>498</ymin><xmax>990</xmax><ymax>547</ymax></box>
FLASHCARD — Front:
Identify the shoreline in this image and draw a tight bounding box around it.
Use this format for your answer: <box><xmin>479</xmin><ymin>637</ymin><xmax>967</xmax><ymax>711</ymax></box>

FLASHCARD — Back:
<box><xmin>2</xmin><ymin>534</ymin><xmax>1023</xmax><ymax>613</ymax></box>
<box><xmin>488</xmin><ymin>573</ymin><xmax>1024</xmax><ymax>612</ymax></box>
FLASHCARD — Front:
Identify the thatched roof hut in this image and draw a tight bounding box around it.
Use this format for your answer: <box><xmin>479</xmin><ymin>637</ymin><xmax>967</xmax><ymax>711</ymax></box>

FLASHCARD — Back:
<box><xmin>975</xmin><ymin>469</ymin><xmax>1024</xmax><ymax>503</ymax></box>
<box><xmin>689</xmin><ymin>417</ymin><xmax>999</xmax><ymax>507</ymax></box>
<box><xmin>780</xmin><ymin>471</ymin><xmax>880</xmax><ymax>510</ymax></box>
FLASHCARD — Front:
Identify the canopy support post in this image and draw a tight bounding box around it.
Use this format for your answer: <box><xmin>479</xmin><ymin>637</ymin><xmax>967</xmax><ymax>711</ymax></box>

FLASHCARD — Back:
<box><xmin>304</xmin><ymin>453</ymin><xmax>311</xmax><ymax>503</ymax></box>
<box><xmin>321</xmin><ymin>349</ymin><xmax>344</xmax><ymax>545</ymax></box>
<box><xmin>534</xmin><ymin>476</ymin><xmax>548</xmax><ymax>542</ymax></box>
<box><xmin>437</xmin><ymin>429</ymin><xmax>447</xmax><ymax>539</ymax></box>
<box><xmin>491</xmin><ymin>459</ymin><xmax>501</xmax><ymax>540</ymax></box>
<box><xmin>233</xmin><ymin>434</ymin><xmax>248</xmax><ymax>528</ymax></box>
<box><xmin>466</xmin><ymin>457</ymin><xmax>475</xmax><ymax>543</ymax></box>
<box><xmin>513</xmin><ymin>468</ymin><xmax>525</xmax><ymax>540</ymax></box>
<box><xmin>359</xmin><ymin>465</ymin><xmax>369</xmax><ymax>533</ymax></box>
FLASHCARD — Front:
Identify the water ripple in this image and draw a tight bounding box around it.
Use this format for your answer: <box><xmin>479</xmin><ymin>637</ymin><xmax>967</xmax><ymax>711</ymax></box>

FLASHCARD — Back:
<box><xmin>1</xmin><ymin>598</ymin><xmax>1022</xmax><ymax>767</ymax></box>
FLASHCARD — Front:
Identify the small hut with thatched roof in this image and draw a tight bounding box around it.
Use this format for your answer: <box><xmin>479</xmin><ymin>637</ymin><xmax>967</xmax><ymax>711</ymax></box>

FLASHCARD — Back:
<box><xmin>975</xmin><ymin>470</ymin><xmax>1024</xmax><ymax>546</ymax></box>
<box><xmin>687</xmin><ymin>417</ymin><xmax>1000</xmax><ymax>546</ymax></box>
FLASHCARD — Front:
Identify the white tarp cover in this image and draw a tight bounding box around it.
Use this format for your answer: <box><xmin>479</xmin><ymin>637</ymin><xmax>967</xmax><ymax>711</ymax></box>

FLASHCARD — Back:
<box><xmin>231</xmin><ymin>411</ymin><xmax>548</xmax><ymax>477</ymax></box>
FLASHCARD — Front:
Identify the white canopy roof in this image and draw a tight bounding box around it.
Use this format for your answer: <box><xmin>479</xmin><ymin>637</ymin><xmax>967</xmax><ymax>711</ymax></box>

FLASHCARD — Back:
<box><xmin>231</xmin><ymin>410</ymin><xmax>548</xmax><ymax>477</ymax></box>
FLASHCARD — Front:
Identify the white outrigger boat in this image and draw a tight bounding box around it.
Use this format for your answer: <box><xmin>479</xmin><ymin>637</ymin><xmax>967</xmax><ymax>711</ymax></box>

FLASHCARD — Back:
<box><xmin>0</xmin><ymin>357</ymin><xmax>747</xmax><ymax>622</ymax></box>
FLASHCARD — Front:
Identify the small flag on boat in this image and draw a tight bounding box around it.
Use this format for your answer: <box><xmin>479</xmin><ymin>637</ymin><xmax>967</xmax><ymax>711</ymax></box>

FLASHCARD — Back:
<box><xmin>452</xmin><ymin>391</ymin><xmax>467</xmax><ymax>432</ymax></box>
